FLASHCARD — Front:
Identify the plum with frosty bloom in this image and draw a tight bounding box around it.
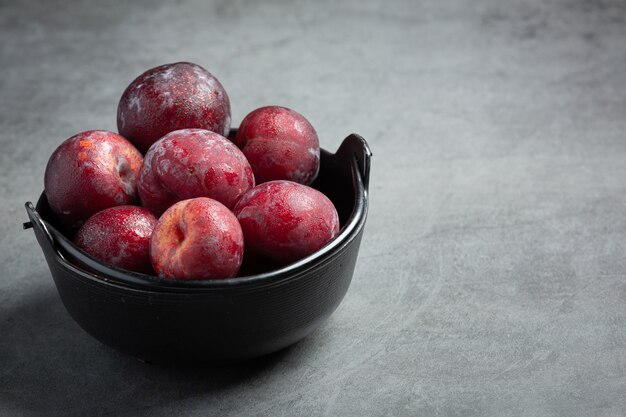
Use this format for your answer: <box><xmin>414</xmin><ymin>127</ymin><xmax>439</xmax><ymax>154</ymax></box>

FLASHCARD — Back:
<box><xmin>117</xmin><ymin>62</ymin><xmax>231</xmax><ymax>153</ymax></box>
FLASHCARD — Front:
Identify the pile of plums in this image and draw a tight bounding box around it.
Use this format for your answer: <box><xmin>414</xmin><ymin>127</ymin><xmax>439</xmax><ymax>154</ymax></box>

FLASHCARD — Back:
<box><xmin>44</xmin><ymin>62</ymin><xmax>339</xmax><ymax>280</ymax></box>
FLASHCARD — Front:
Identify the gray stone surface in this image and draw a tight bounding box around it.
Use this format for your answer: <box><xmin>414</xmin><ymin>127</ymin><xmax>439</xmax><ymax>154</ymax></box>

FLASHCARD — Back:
<box><xmin>1</xmin><ymin>0</ymin><xmax>625</xmax><ymax>415</ymax></box>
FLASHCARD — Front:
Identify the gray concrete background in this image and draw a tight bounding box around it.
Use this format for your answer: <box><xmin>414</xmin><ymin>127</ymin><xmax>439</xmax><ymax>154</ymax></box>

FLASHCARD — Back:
<box><xmin>1</xmin><ymin>0</ymin><xmax>625</xmax><ymax>415</ymax></box>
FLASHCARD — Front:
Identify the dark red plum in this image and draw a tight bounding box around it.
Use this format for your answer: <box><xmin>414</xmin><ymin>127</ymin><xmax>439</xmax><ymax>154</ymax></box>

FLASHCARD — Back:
<box><xmin>117</xmin><ymin>62</ymin><xmax>231</xmax><ymax>153</ymax></box>
<box><xmin>233</xmin><ymin>180</ymin><xmax>339</xmax><ymax>265</ymax></box>
<box><xmin>73</xmin><ymin>205</ymin><xmax>157</xmax><ymax>274</ymax></box>
<box><xmin>234</xmin><ymin>106</ymin><xmax>319</xmax><ymax>185</ymax></box>
<box><xmin>44</xmin><ymin>130</ymin><xmax>143</xmax><ymax>232</ymax></box>
<box><xmin>138</xmin><ymin>128</ymin><xmax>254</xmax><ymax>216</ymax></box>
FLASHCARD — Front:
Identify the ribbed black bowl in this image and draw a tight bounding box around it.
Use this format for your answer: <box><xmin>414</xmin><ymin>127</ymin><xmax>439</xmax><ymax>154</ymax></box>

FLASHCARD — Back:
<box><xmin>24</xmin><ymin>134</ymin><xmax>371</xmax><ymax>364</ymax></box>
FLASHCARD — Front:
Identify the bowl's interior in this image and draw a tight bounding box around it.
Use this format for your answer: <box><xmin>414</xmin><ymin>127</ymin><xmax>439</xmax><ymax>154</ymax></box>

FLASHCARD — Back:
<box><xmin>28</xmin><ymin>134</ymin><xmax>370</xmax><ymax>291</ymax></box>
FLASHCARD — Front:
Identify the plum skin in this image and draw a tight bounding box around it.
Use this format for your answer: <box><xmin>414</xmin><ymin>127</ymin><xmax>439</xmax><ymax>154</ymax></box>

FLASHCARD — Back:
<box><xmin>138</xmin><ymin>128</ymin><xmax>255</xmax><ymax>216</ymax></box>
<box><xmin>44</xmin><ymin>130</ymin><xmax>143</xmax><ymax>232</ymax></box>
<box><xmin>233</xmin><ymin>106</ymin><xmax>320</xmax><ymax>185</ymax></box>
<box><xmin>233</xmin><ymin>180</ymin><xmax>340</xmax><ymax>265</ymax></box>
<box><xmin>73</xmin><ymin>205</ymin><xmax>158</xmax><ymax>274</ymax></box>
<box><xmin>117</xmin><ymin>61</ymin><xmax>231</xmax><ymax>154</ymax></box>
<box><xmin>150</xmin><ymin>197</ymin><xmax>244</xmax><ymax>280</ymax></box>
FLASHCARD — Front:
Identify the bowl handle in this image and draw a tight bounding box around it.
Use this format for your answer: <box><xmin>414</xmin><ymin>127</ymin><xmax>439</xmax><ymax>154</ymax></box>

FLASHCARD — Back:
<box><xmin>24</xmin><ymin>201</ymin><xmax>55</xmax><ymax>247</ymax></box>
<box><xmin>335</xmin><ymin>134</ymin><xmax>372</xmax><ymax>190</ymax></box>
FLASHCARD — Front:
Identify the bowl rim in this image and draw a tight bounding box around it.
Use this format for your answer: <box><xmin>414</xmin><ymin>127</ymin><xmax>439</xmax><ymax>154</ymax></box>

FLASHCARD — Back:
<box><xmin>25</xmin><ymin>134</ymin><xmax>371</xmax><ymax>293</ymax></box>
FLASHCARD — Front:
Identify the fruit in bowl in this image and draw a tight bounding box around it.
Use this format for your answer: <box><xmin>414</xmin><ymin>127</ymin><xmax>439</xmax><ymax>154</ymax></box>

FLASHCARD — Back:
<box><xmin>138</xmin><ymin>128</ymin><xmax>254</xmax><ymax>216</ymax></box>
<box><xmin>40</xmin><ymin>61</ymin><xmax>367</xmax><ymax>281</ymax></box>
<box><xmin>150</xmin><ymin>197</ymin><xmax>244</xmax><ymax>280</ymax></box>
<box><xmin>234</xmin><ymin>106</ymin><xmax>320</xmax><ymax>185</ymax></box>
<box><xmin>117</xmin><ymin>62</ymin><xmax>231</xmax><ymax>153</ymax></box>
<box><xmin>234</xmin><ymin>181</ymin><xmax>339</xmax><ymax>265</ymax></box>
<box><xmin>44</xmin><ymin>130</ymin><xmax>143</xmax><ymax>232</ymax></box>
<box><xmin>25</xmin><ymin>131</ymin><xmax>370</xmax><ymax>363</ymax></box>
<box><xmin>25</xmin><ymin>59</ymin><xmax>372</xmax><ymax>363</ymax></box>
<box><xmin>73</xmin><ymin>205</ymin><xmax>157</xmax><ymax>274</ymax></box>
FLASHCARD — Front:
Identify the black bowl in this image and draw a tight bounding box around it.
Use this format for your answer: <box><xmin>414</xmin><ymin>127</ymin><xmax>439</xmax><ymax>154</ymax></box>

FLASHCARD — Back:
<box><xmin>24</xmin><ymin>134</ymin><xmax>371</xmax><ymax>364</ymax></box>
